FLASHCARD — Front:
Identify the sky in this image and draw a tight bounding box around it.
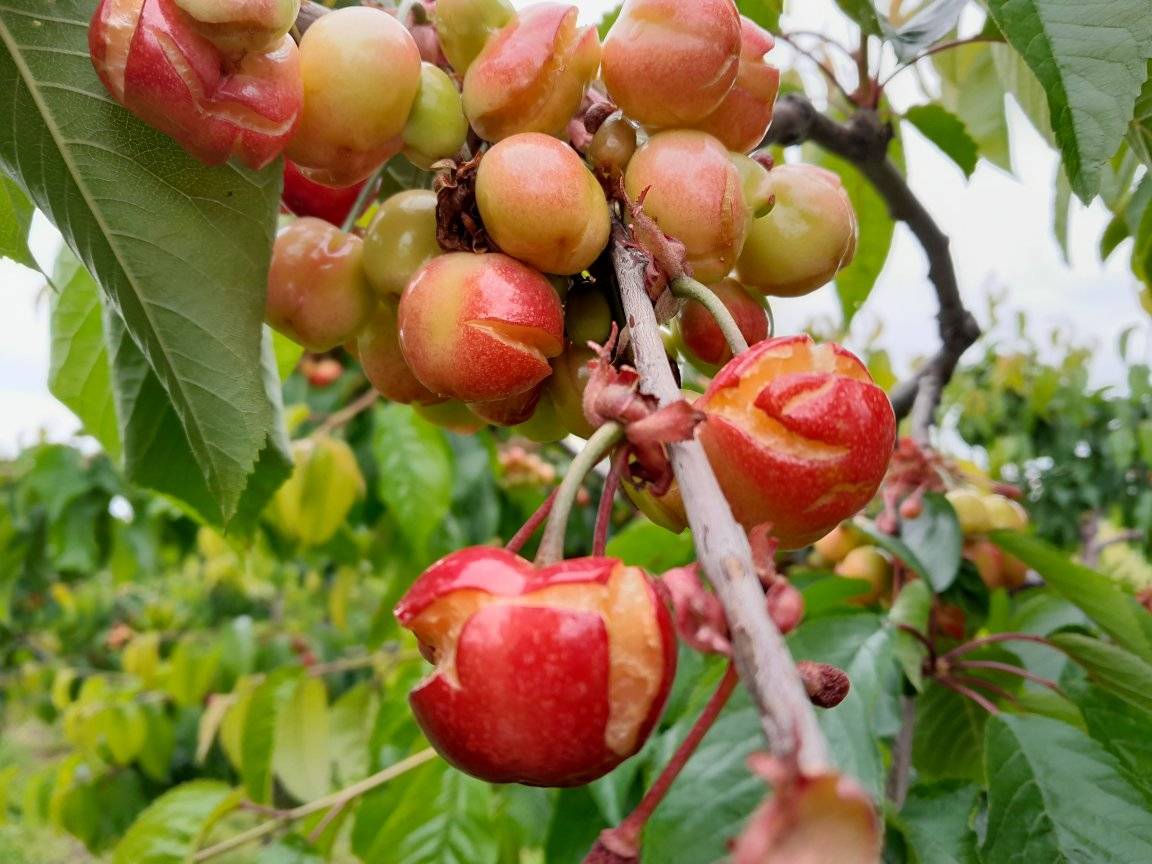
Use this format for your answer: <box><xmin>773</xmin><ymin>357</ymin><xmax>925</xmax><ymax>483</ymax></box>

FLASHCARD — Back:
<box><xmin>0</xmin><ymin>0</ymin><xmax>1147</xmax><ymax>458</ymax></box>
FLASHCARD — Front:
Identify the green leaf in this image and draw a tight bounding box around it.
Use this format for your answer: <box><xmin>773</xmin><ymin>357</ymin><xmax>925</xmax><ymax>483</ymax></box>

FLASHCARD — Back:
<box><xmin>1128</xmin><ymin>62</ymin><xmax>1152</xmax><ymax>168</ymax></box>
<box><xmin>992</xmin><ymin>43</ymin><xmax>1055</xmax><ymax>145</ymax></box>
<box><xmin>833</xmin><ymin>0</ymin><xmax>885</xmax><ymax>35</ymax></box>
<box><xmin>894</xmin><ymin>782</ymin><xmax>980</xmax><ymax>864</ymax></box>
<box><xmin>165</xmin><ymin>637</ymin><xmax>220</xmax><ymax>709</ymax></box>
<box><xmin>1134</xmin><ymin>194</ymin><xmax>1152</xmax><ymax>286</ymax></box>
<box><xmin>273</xmin><ymin>330</ymin><xmax>304</xmax><ymax>382</ymax></box>
<box><xmin>933</xmin><ymin>44</ymin><xmax>1012</xmax><ymax>170</ymax></box>
<box><xmin>789</xmin><ymin>614</ymin><xmax>897</xmax><ymax>798</ymax></box>
<box><xmin>1054</xmin><ymin>164</ymin><xmax>1073</xmax><ymax>263</ymax></box>
<box><xmin>48</xmin><ymin>250</ymin><xmax>119</xmax><ymax>458</ymax></box>
<box><xmin>356</xmin><ymin>761</ymin><xmax>498</xmax><ymax>864</ymax></box>
<box><xmin>990</xmin><ymin>531</ymin><xmax>1152</xmax><ymax>662</ymax></box>
<box><xmin>112</xmin><ymin>781</ymin><xmax>239</xmax><ymax>864</ymax></box>
<box><xmin>905</xmin><ymin>104</ymin><xmax>979</xmax><ymax>178</ymax></box>
<box><xmin>900</xmin><ymin>492</ymin><xmax>963</xmax><ymax>591</ymax></box>
<box><xmin>984</xmin><ymin>0</ymin><xmax>1152</xmax><ymax>200</ymax></box>
<box><xmin>737</xmin><ymin>0</ymin><xmax>784</xmax><ymax>32</ymax></box>
<box><xmin>822</xmin><ymin>152</ymin><xmax>896</xmax><ymax>327</ymax></box>
<box><xmin>372</xmin><ymin>403</ymin><xmax>454</xmax><ymax>559</ymax></box>
<box><xmin>983</xmin><ymin>714</ymin><xmax>1152</xmax><ymax>863</ymax></box>
<box><xmin>273</xmin><ymin>677</ymin><xmax>332</xmax><ymax>803</ymax></box>
<box><xmin>1070</xmin><ymin>680</ymin><xmax>1152</xmax><ymax>776</ymax></box>
<box><xmin>0</xmin><ymin>0</ymin><xmax>286</xmax><ymax>523</ymax></box>
<box><xmin>1050</xmin><ymin>632</ymin><xmax>1152</xmax><ymax>716</ymax></box>
<box><xmin>886</xmin><ymin>0</ymin><xmax>969</xmax><ymax>63</ymax></box>
<box><xmin>890</xmin><ymin>580</ymin><xmax>933</xmax><ymax>689</ymax></box>
<box><xmin>605</xmin><ymin>518</ymin><xmax>695</xmax><ymax>571</ymax></box>
<box><xmin>105</xmin><ymin>307</ymin><xmax>291</xmax><ymax>529</ymax></box>
<box><xmin>545</xmin><ymin>787</ymin><xmax>607</xmax><ymax>864</ymax></box>
<box><xmin>597</xmin><ymin>6</ymin><xmax>622</xmax><ymax>39</ymax></box>
<box><xmin>642</xmin><ymin>697</ymin><xmax>767</xmax><ymax>864</ymax></box>
<box><xmin>242</xmin><ymin>670</ymin><xmax>300</xmax><ymax>804</ymax></box>
<box><xmin>330</xmin><ymin>682</ymin><xmax>376</xmax><ymax>787</ymax></box>
<box><xmin>0</xmin><ymin>172</ymin><xmax>34</xmax><ymax>268</ymax></box>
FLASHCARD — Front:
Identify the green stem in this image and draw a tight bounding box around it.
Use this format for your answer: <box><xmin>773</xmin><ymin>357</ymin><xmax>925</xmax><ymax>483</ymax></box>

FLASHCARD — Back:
<box><xmin>671</xmin><ymin>276</ymin><xmax>748</xmax><ymax>357</ymax></box>
<box><xmin>340</xmin><ymin>164</ymin><xmax>386</xmax><ymax>233</ymax></box>
<box><xmin>535</xmin><ymin>422</ymin><xmax>624</xmax><ymax>566</ymax></box>
<box><xmin>192</xmin><ymin>749</ymin><xmax>437</xmax><ymax>861</ymax></box>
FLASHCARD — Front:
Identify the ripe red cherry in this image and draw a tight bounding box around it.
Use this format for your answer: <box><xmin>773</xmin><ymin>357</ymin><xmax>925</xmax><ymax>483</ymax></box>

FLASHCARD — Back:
<box><xmin>395</xmin><ymin>548</ymin><xmax>677</xmax><ymax>786</ymax></box>
<box><xmin>697</xmin><ymin>335</ymin><xmax>896</xmax><ymax>548</ymax></box>
<box><xmin>282</xmin><ymin>161</ymin><xmax>374</xmax><ymax>226</ymax></box>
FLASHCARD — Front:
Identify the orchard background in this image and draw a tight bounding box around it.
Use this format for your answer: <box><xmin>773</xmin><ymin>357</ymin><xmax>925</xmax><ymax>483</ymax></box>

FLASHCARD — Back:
<box><xmin>1</xmin><ymin>0</ymin><xmax>1151</xmax><ymax>862</ymax></box>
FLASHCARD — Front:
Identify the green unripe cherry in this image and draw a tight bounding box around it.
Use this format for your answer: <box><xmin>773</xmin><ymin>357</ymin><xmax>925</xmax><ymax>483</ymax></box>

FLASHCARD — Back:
<box><xmin>362</xmin><ymin>190</ymin><xmax>441</xmax><ymax>296</ymax></box>
<box><xmin>403</xmin><ymin>63</ymin><xmax>469</xmax><ymax>169</ymax></box>
<box><xmin>434</xmin><ymin>0</ymin><xmax>516</xmax><ymax>74</ymax></box>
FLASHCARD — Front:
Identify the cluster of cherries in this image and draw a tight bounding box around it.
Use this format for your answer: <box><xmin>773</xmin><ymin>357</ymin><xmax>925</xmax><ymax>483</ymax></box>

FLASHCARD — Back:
<box><xmin>90</xmin><ymin>0</ymin><xmax>897</xmax><ymax>789</ymax></box>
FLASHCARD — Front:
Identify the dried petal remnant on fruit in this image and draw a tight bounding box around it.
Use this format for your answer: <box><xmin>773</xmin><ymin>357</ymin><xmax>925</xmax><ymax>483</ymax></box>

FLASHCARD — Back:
<box><xmin>395</xmin><ymin>548</ymin><xmax>677</xmax><ymax>786</ymax></box>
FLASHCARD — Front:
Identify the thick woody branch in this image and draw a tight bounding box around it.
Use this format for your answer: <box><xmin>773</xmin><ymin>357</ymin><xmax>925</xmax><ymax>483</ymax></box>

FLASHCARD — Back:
<box><xmin>763</xmin><ymin>94</ymin><xmax>981</xmax><ymax>437</ymax></box>
<box><xmin>612</xmin><ymin>230</ymin><xmax>831</xmax><ymax>775</ymax></box>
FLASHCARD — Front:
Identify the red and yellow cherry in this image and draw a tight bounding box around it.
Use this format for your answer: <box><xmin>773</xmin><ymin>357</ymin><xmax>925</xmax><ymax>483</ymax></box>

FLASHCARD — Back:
<box><xmin>691</xmin><ymin>16</ymin><xmax>779</xmax><ymax>154</ymax></box>
<box><xmin>678</xmin><ymin>277</ymin><xmax>769</xmax><ymax>371</ymax></box>
<box><xmin>697</xmin><ymin>335</ymin><xmax>896</xmax><ymax>548</ymax></box>
<box><xmin>434</xmin><ymin>0</ymin><xmax>516</xmax><ymax>74</ymax></box>
<box><xmin>395</xmin><ymin>548</ymin><xmax>677</xmax><ymax>786</ymax></box>
<box><xmin>983</xmin><ymin>493</ymin><xmax>1028</xmax><ymax>532</ymax></box>
<box><xmin>462</xmin><ymin>3</ymin><xmax>600</xmax><ymax>142</ymax></box>
<box><xmin>945</xmin><ymin>489</ymin><xmax>992</xmax><ymax>535</ymax></box>
<box><xmin>602</xmin><ymin>0</ymin><xmax>741</xmax><ymax>128</ymax></box>
<box><xmin>362</xmin><ymin>190</ymin><xmax>441</xmax><ymax>296</ymax></box>
<box><xmin>965</xmin><ymin>538</ymin><xmax>1028</xmax><ymax>590</ymax></box>
<box><xmin>398</xmin><ymin>253</ymin><xmax>564</xmax><ymax>402</ymax></box>
<box><xmin>357</xmin><ymin>298</ymin><xmax>444</xmax><ymax>406</ymax></box>
<box><xmin>624</xmin><ymin>130</ymin><xmax>748</xmax><ymax>283</ymax></box>
<box><xmin>403</xmin><ymin>63</ymin><xmax>470</xmax><ymax>169</ymax></box>
<box><xmin>476</xmin><ymin>133</ymin><xmax>610</xmax><ymax>275</ymax></box>
<box><xmin>266</xmin><ymin>218</ymin><xmax>374</xmax><ymax>352</ymax></box>
<box><xmin>89</xmin><ymin>0</ymin><xmax>302</xmax><ymax>169</ymax></box>
<box><xmin>282</xmin><ymin>160</ymin><xmax>374</xmax><ymax>226</ymax></box>
<box><xmin>812</xmin><ymin>523</ymin><xmax>863</xmax><ymax>566</ymax></box>
<box><xmin>287</xmin><ymin>7</ymin><xmax>421</xmax><ymax>186</ymax></box>
<box><xmin>737</xmin><ymin>164</ymin><xmax>858</xmax><ymax>298</ymax></box>
<box><xmin>834</xmin><ymin>546</ymin><xmax>891</xmax><ymax>606</ymax></box>
<box><xmin>172</xmin><ymin>0</ymin><xmax>298</xmax><ymax>56</ymax></box>
<box><xmin>468</xmin><ymin>386</ymin><xmax>544</xmax><ymax>427</ymax></box>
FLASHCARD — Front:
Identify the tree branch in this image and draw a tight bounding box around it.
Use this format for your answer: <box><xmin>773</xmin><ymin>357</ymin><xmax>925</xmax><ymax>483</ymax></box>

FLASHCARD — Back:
<box><xmin>612</xmin><ymin>230</ymin><xmax>831</xmax><ymax>775</ymax></box>
<box><xmin>762</xmin><ymin>94</ymin><xmax>981</xmax><ymax>436</ymax></box>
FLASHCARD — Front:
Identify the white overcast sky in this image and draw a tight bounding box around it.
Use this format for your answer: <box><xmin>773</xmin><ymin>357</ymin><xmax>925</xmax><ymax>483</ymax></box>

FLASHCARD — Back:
<box><xmin>1</xmin><ymin>0</ymin><xmax>1147</xmax><ymax>457</ymax></box>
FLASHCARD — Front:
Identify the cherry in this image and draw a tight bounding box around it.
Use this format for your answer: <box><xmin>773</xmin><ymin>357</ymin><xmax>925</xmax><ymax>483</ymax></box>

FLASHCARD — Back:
<box><xmin>362</xmin><ymin>190</ymin><xmax>441</xmax><ymax>297</ymax></box>
<box><xmin>282</xmin><ymin>160</ymin><xmax>373</xmax><ymax>226</ymax></box>
<box><xmin>834</xmin><ymin>546</ymin><xmax>892</xmax><ymax>606</ymax></box>
<box><xmin>476</xmin><ymin>133</ymin><xmax>610</xmax><ymax>275</ymax></box>
<box><xmin>403</xmin><ymin>63</ymin><xmax>470</xmax><ymax>169</ymax></box>
<box><xmin>357</xmin><ymin>298</ymin><xmax>444</xmax><ymax>406</ymax></box>
<box><xmin>395</xmin><ymin>548</ymin><xmax>677</xmax><ymax>786</ymax></box>
<box><xmin>434</xmin><ymin>0</ymin><xmax>516</xmax><ymax>74</ymax></box>
<box><xmin>678</xmin><ymin>277</ymin><xmax>769</xmax><ymax>371</ymax></box>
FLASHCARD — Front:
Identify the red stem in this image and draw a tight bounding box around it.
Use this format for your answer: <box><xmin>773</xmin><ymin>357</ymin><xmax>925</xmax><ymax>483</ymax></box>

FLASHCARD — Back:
<box><xmin>602</xmin><ymin>664</ymin><xmax>739</xmax><ymax>856</ymax></box>
<box><xmin>937</xmin><ymin>677</ymin><xmax>1001</xmax><ymax>715</ymax></box>
<box><xmin>593</xmin><ymin>449</ymin><xmax>629</xmax><ymax>557</ymax></box>
<box><xmin>949</xmin><ymin>674</ymin><xmax>1021</xmax><ymax>706</ymax></box>
<box><xmin>505</xmin><ymin>489</ymin><xmax>557</xmax><ymax>555</ymax></box>
<box><xmin>940</xmin><ymin>632</ymin><xmax>1057</xmax><ymax>664</ymax></box>
<box><xmin>952</xmin><ymin>659</ymin><xmax>1063</xmax><ymax>693</ymax></box>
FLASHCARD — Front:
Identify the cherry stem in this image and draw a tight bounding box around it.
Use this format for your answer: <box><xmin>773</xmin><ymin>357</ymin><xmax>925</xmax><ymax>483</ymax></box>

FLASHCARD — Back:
<box><xmin>670</xmin><ymin>276</ymin><xmax>749</xmax><ymax>358</ymax></box>
<box><xmin>936</xmin><ymin>676</ymin><xmax>1000</xmax><ymax>716</ymax></box>
<box><xmin>593</xmin><ymin>449</ymin><xmax>629</xmax><ymax>557</ymax></box>
<box><xmin>340</xmin><ymin>163</ymin><xmax>386</xmax><ymax>233</ymax></box>
<box><xmin>940</xmin><ymin>632</ymin><xmax>1057</xmax><ymax>664</ymax></box>
<box><xmin>601</xmin><ymin>664</ymin><xmax>740</xmax><ymax>857</ymax></box>
<box><xmin>952</xmin><ymin>659</ymin><xmax>1063</xmax><ymax>694</ymax></box>
<box><xmin>949</xmin><ymin>673</ymin><xmax>1021</xmax><ymax>706</ymax></box>
<box><xmin>505</xmin><ymin>489</ymin><xmax>558</xmax><ymax>555</ymax></box>
<box><xmin>535</xmin><ymin>422</ymin><xmax>624</xmax><ymax>566</ymax></box>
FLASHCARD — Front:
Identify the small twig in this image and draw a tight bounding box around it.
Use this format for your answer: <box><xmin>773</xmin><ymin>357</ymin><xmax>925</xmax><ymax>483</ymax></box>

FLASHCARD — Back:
<box><xmin>670</xmin><ymin>276</ymin><xmax>749</xmax><ymax>357</ymax></box>
<box><xmin>192</xmin><ymin>749</ymin><xmax>437</xmax><ymax>861</ymax></box>
<box><xmin>594</xmin><ymin>449</ymin><xmax>629</xmax><ymax>557</ymax></box>
<box><xmin>885</xmin><ymin>695</ymin><xmax>916</xmax><ymax>807</ymax></box>
<box><xmin>952</xmin><ymin>659</ymin><xmax>1063</xmax><ymax>694</ymax></box>
<box><xmin>313</xmin><ymin>389</ymin><xmax>380</xmax><ymax>437</ymax></box>
<box><xmin>776</xmin><ymin>34</ymin><xmax>856</xmax><ymax>105</ymax></box>
<box><xmin>781</xmin><ymin>30</ymin><xmax>859</xmax><ymax>65</ymax></box>
<box><xmin>936</xmin><ymin>677</ymin><xmax>1000</xmax><ymax>716</ymax></box>
<box><xmin>535</xmin><ymin>423</ymin><xmax>624</xmax><ymax>566</ymax></box>
<box><xmin>940</xmin><ymin>632</ymin><xmax>1057</xmax><ymax>664</ymax></box>
<box><xmin>595</xmin><ymin>665</ymin><xmax>739</xmax><ymax>859</ymax></box>
<box><xmin>613</xmin><ymin>230</ymin><xmax>831</xmax><ymax>774</ymax></box>
<box><xmin>877</xmin><ymin>36</ymin><xmax>1000</xmax><ymax>90</ymax></box>
<box><xmin>950</xmin><ymin>673</ymin><xmax>1021</xmax><ymax>706</ymax></box>
<box><xmin>505</xmin><ymin>489</ymin><xmax>558</xmax><ymax>555</ymax></box>
<box><xmin>340</xmin><ymin>164</ymin><xmax>386</xmax><ymax>233</ymax></box>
